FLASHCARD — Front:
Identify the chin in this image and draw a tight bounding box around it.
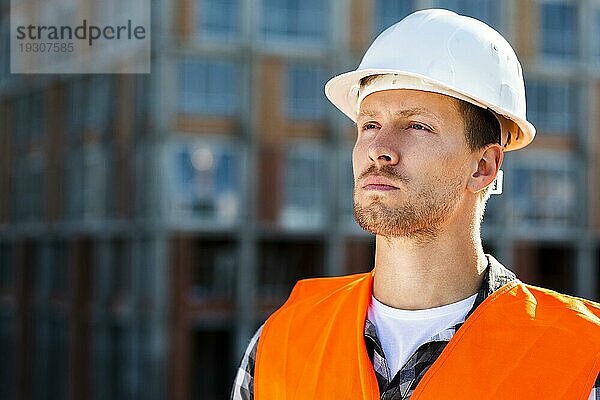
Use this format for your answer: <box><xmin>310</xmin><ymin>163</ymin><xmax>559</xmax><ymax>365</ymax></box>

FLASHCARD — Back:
<box><xmin>356</xmin><ymin>195</ymin><xmax>402</xmax><ymax>212</ymax></box>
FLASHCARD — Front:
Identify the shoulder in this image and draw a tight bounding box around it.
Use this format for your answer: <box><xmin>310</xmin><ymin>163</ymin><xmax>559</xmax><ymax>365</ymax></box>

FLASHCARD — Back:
<box><xmin>486</xmin><ymin>255</ymin><xmax>600</xmax><ymax>328</ymax></box>
<box><xmin>258</xmin><ymin>271</ymin><xmax>373</xmax><ymax>354</ymax></box>
<box><xmin>283</xmin><ymin>271</ymin><xmax>373</xmax><ymax>305</ymax></box>
<box><xmin>521</xmin><ymin>283</ymin><xmax>600</xmax><ymax>321</ymax></box>
<box><xmin>514</xmin><ymin>283</ymin><xmax>600</xmax><ymax>343</ymax></box>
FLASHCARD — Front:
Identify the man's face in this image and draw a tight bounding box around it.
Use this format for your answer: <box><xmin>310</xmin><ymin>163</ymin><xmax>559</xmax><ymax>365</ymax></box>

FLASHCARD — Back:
<box><xmin>352</xmin><ymin>89</ymin><xmax>475</xmax><ymax>241</ymax></box>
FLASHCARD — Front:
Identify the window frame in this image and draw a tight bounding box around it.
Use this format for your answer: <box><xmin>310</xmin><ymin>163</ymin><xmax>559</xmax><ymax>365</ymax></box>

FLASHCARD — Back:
<box><xmin>508</xmin><ymin>151</ymin><xmax>581</xmax><ymax>228</ymax></box>
<box><xmin>285</xmin><ymin>63</ymin><xmax>328</xmax><ymax>121</ymax></box>
<box><xmin>177</xmin><ymin>58</ymin><xmax>241</xmax><ymax>116</ymax></box>
<box><xmin>167</xmin><ymin>136</ymin><xmax>242</xmax><ymax>226</ymax></box>
<box><xmin>196</xmin><ymin>0</ymin><xmax>241</xmax><ymax>42</ymax></box>
<box><xmin>525</xmin><ymin>79</ymin><xmax>578</xmax><ymax>135</ymax></box>
<box><xmin>538</xmin><ymin>0</ymin><xmax>579</xmax><ymax>60</ymax></box>
<box><xmin>280</xmin><ymin>140</ymin><xmax>327</xmax><ymax>229</ymax></box>
<box><xmin>260</xmin><ymin>0</ymin><xmax>329</xmax><ymax>46</ymax></box>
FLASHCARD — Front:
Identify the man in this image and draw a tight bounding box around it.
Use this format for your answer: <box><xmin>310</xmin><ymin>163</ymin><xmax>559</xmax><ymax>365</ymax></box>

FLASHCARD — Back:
<box><xmin>232</xmin><ymin>9</ymin><xmax>600</xmax><ymax>399</ymax></box>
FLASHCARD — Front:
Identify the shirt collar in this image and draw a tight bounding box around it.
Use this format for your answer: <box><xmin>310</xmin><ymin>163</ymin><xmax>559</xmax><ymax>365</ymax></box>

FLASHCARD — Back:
<box><xmin>466</xmin><ymin>254</ymin><xmax>517</xmax><ymax>318</ymax></box>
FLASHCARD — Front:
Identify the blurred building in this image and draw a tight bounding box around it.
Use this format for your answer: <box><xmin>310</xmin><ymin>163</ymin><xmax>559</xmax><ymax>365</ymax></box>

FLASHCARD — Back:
<box><xmin>1</xmin><ymin>0</ymin><xmax>600</xmax><ymax>399</ymax></box>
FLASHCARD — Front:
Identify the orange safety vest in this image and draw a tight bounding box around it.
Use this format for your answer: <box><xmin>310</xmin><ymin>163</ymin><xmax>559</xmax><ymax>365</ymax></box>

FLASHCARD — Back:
<box><xmin>255</xmin><ymin>270</ymin><xmax>600</xmax><ymax>399</ymax></box>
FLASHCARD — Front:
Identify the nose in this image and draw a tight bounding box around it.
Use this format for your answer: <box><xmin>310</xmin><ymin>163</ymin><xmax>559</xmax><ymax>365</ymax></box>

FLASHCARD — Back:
<box><xmin>367</xmin><ymin>134</ymin><xmax>400</xmax><ymax>167</ymax></box>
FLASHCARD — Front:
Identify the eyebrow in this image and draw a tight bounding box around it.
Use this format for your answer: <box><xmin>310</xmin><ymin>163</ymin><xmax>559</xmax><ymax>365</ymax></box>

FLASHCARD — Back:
<box><xmin>357</xmin><ymin>107</ymin><xmax>440</xmax><ymax>121</ymax></box>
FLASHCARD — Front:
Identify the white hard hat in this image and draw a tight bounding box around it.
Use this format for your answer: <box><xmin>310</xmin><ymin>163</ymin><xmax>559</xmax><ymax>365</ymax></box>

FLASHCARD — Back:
<box><xmin>325</xmin><ymin>9</ymin><xmax>536</xmax><ymax>151</ymax></box>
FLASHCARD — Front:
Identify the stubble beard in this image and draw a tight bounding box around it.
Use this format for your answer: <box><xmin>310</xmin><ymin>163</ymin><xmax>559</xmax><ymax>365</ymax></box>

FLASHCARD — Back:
<box><xmin>353</xmin><ymin>177</ymin><xmax>463</xmax><ymax>244</ymax></box>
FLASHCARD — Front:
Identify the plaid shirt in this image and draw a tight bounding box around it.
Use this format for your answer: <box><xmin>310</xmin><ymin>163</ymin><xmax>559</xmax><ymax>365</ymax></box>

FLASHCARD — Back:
<box><xmin>231</xmin><ymin>257</ymin><xmax>600</xmax><ymax>399</ymax></box>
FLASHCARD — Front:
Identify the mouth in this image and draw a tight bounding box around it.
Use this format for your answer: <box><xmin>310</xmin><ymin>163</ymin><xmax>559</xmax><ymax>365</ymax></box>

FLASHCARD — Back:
<box><xmin>363</xmin><ymin>184</ymin><xmax>398</xmax><ymax>191</ymax></box>
<box><xmin>361</xmin><ymin>176</ymin><xmax>400</xmax><ymax>191</ymax></box>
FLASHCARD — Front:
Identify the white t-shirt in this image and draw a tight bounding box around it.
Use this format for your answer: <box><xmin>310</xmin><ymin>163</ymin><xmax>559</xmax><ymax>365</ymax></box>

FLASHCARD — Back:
<box><xmin>367</xmin><ymin>293</ymin><xmax>478</xmax><ymax>379</ymax></box>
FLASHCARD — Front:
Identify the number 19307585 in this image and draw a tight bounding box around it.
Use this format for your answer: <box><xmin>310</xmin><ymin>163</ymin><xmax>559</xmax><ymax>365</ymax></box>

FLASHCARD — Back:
<box><xmin>19</xmin><ymin>42</ymin><xmax>74</xmax><ymax>52</ymax></box>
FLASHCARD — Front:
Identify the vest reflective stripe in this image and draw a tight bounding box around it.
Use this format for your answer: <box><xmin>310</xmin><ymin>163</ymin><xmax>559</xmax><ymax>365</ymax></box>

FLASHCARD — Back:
<box><xmin>255</xmin><ymin>271</ymin><xmax>600</xmax><ymax>399</ymax></box>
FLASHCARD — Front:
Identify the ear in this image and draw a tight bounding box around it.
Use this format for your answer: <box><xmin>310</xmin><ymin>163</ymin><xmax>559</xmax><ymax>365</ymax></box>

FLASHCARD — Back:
<box><xmin>467</xmin><ymin>144</ymin><xmax>504</xmax><ymax>194</ymax></box>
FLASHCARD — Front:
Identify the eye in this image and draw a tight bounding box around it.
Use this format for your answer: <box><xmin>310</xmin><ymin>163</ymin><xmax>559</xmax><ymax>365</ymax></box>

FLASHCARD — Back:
<box><xmin>408</xmin><ymin>122</ymin><xmax>432</xmax><ymax>132</ymax></box>
<box><xmin>360</xmin><ymin>122</ymin><xmax>380</xmax><ymax>131</ymax></box>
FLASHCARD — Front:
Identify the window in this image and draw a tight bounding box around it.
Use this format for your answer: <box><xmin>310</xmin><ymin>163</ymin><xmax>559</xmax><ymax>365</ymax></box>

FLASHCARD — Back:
<box><xmin>177</xmin><ymin>59</ymin><xmax>240</xmax><ymax>116</ymax></box>
<box><xmin>0</xmin><ymin>20</ymin><xmax>10</xmax><ymax>83</ymax></box>
<box><xmin>281</xmin><ymin>143</ymin><xmax>326</xmax><ymax>228</ymax></box>
<box><xmin>511</xmin><ymin>156</ymin><xmax>578</xmax><ymax>226</ymax></box>
<box><xmin>594</xmin><ymin>9</ymin><xmax>600</xmax><ymax>60</ymax></box>
<box><xmin>526</xmin><ymin>80</ymin><xmax>577</xmax><ymax>134</ymax></box>
<box><xmin>32</xmin><ymin>311</ymin><xmax>50</xmax><ymax>400</ymax></box>
<box><xmin>190</xmin><ymin>239</ymin><xmax>236</xmax><ymax>299</ymax></box>
<box><xmin>134</xmin><ymin>145</ymin><xmax>149</xmax><ymax>217</ymax></box>
<box><xmin>30</xmin><ymin>91</ymin><xmax>45</xmax><ymax>139</ymax></box>
<box><xmin>14</xmin><ymin>152</ymin><xmax>44</xmax><ymax>222</ymax></box>
<box><xmin>107</xmin><ymin>323</ymin><xmax>134</xmax><ymax>400</ymax></box>
<box><xmin>262</xmin><ymin>0</ymin><xmax>327</xmax><ymax>44</ymax></box>
<box><xmin>0</xmin><ymin>243</ymin><xmax>14</xmax><ymax>293</ymax></box>
<box><xmin>536</xmin><ymin>245</ymin><xmax>575</xmax><ymax>294</ymax></box>
<box><xmin>0</xmin><ymin>316</ymin><xmax>15</xmax><ymax>400</ymax></box>
<box><xmin>110</xmin><ymin>239</ymin><xmax>132</xmax><ymax>296</ymax></box>
<box><xmin>344</xmin><ymin>238</ymin><xmax>375</xmax><ymax>275</ymax></box>
<box><xmin>375</xmin><ymin>0</ymin><xmax>413</xmax><ymax>35</ymax></box>
<box><xmin>46</xmin><ymin>315</ymin><xmax>69</xmax><ymax>400</ymax></box>
<box><xmin>258</xmin><ymin>240</ymin><xmax>325</xmax><ymax>300</ymax></box>
<box><xmin>285</xmin><ymin>64</ymin><xmax>328</xmax><ymax>120</ymax></box>
<box><xmin>11</xmin><ymin>91</ymin><xmax>46</xmax><ymax>145</ymax></box>
<box><xmin>48</xmin><ymin>241</ymin><xmax>68</xmax><ymax>295</ymax></box>
<box><xmin>83</xmin><ymin>145</ymin><xmax>109</xmax><ymax>220</ymax></box>
<box><xmin>64</xmin><ymin>79</ymin><xmax>86</xmax><ymax>141</ymax></box>
<box><xmin>86</xmin><ymin>75</ymin><xmax>113</xmax><ymax>134</ymax></box>
<box><xmin>435</xmin><ymin>0</ymin><xmax>501</xmax><ymax>30</ymax></box>
<box><xmin>13</xmin><ymin>160</ymin><xmax>25</xmax><ymax>222</ymax></box>
<box><xmin>191</xmin><ymin>329</ymin><xmax>234</xmax><ymax>400</ymax></box>
<box><xmin>198</xmin><ymin>0</ymin><xmax>240</xmax><ymax>40</ymax></box>
<box><xmin>27</xmin><ymin>152</ymin><xmax>44</xmax><ymax>221</ymax></box>
<box><xmin>137</xmin><ymin>238</ymin><xmax>157</xmax><ymax>302</ymax></box>
<box><xmin>13</xmin><ymin>95</ymin><xmax>29</xmax><ymax>148</ymax></box>
<box><xmin>170</xmin><ymin>140</ymin><xmax>240</xmax><ymax>223</ymax></box>
<box><xmin>539</xmin><ymin>2</ymin><xmax>578</xmax><ymax>59</ymax></box>
<box><xmin>65</xmin><ymin>150</ymin><xmax>84</xmax><ymax>220</ymax></box>
<box><xmin>134</xmin><ymin>74</ymin><xmax>149</xmax><ymax>137</ymax></box>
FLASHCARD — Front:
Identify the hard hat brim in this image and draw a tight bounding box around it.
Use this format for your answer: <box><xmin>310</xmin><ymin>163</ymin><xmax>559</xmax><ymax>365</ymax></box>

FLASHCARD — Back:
<box><xmin>325</xmin><ymin>68</ymin><xmax>536</xmax><ymax>152</ymax></box>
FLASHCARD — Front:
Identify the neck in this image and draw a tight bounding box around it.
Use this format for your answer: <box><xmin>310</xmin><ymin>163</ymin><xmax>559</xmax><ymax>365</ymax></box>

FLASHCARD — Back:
<box><xmin>372</xmin><ymin>211</ymin><xmax>487</xmax><ymax>310</ymax></box>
